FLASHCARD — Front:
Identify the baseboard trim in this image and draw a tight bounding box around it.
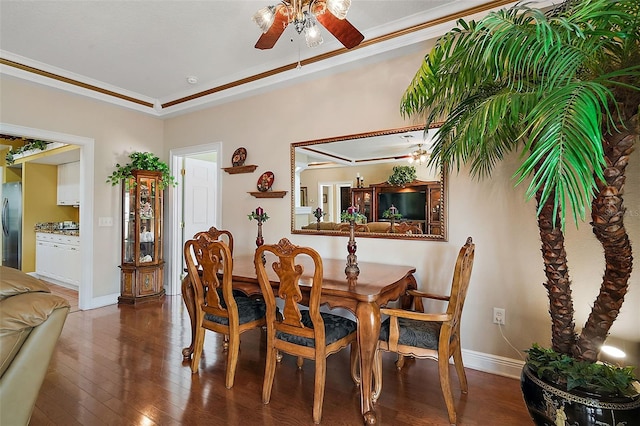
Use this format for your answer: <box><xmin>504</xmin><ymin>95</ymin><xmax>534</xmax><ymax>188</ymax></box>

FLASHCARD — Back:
<box><xmin>31</xmin><ymin>273</ymin><xmax>79</xmax><ymax>291</ymax></box>
<box><xmin>462</xmin><ymin>348</ymin><xmax>525</xmax><ymax>379</ymax></box>
<box><xmin>85</xmin><ymin>293</ymin><xmax>119</xmax><ymax>310</ymax></box>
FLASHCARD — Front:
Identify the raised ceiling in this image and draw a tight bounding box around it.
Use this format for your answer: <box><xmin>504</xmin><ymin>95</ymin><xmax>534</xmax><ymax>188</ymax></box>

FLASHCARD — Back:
<box><xmin>0</xmin><ymin>1</ymin><xmax>528</xmax><ymax>118</ymax></box>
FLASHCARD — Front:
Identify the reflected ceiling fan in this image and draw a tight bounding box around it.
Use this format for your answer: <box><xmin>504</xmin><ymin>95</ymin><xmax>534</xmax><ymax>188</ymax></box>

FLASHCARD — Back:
<box><xmin>252</xmin><ymin>0</ymin><xmax>364</xmax><ymax>50</ymax></box>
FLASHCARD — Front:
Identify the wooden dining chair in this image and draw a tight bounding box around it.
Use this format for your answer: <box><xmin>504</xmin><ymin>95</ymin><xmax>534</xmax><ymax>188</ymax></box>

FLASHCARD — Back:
<box><xmin>184</xmin><ymin>235</ymin><xmax>266</xmax><ymax>389</ymax></box>
<box><xmin>193</xmin><ymin>226</ymin><xmax>233</xmax><ymax>254</ymax></box>
<box><xmin>188</xmin><ymin>226</ymin><xmax>244</xmax><ymax>351</ymax></box>
<box><xmin>373</xmin><ymin>237</ymin><xmax>475</xmax><ymax>425</ymax></box>
<box><xmin>255</xmin><ymin>238</ymin><xmax>358</xmax><ymax>424</ymax></box>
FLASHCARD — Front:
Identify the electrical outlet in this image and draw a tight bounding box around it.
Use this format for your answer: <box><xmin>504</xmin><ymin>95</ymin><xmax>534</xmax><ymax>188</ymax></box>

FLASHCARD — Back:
<box><xmin>493</xmin><ymin>307</ymin><xmax>505</xmax><ymax>325</ymax></box>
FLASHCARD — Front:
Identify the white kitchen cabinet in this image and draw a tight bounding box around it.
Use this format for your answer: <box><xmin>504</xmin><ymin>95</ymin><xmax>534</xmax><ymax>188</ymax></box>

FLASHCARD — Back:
<box><xmin>57</xmin><ymin>161</ymin><xmax>80</xmax><ymax>206</ymax></box>
<box><xmin>36</xmin><ymin>233</ymin><xmax>80</xmax><ymax>289</ymax></box>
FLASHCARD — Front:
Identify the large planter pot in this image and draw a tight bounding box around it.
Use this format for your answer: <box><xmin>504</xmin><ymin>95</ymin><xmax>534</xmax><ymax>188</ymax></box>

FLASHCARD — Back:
<box><xmin>521</xmin><ymin>364</ymin><xmax>640</xmax><ymax>426</ymax></box>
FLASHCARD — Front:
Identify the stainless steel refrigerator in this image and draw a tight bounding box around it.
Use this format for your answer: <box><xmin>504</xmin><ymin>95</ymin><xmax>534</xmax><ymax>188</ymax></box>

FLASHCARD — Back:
<box><xmin>2</xmin><ymin>182</ymin><xmax>22</xmax><ymax>269</ymax></box>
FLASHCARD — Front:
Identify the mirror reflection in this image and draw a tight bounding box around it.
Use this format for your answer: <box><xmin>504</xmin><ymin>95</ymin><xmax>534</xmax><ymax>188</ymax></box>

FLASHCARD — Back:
<box><xmin>291</xmin><ymin>124</ymin><xmax>446</xmax><ymax>240</ymax></box>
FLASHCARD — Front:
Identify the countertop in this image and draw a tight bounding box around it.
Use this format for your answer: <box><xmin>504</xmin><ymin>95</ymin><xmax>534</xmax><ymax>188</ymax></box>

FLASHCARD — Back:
<box><xmin>34</xmin><ymin>223</ymin><xmax>80</xmax><ymax>237</ymax></box>
<box><xmin>35</xmin><ymin>229</ymin><xmax>80</xmax><ymax>237</ymax></box>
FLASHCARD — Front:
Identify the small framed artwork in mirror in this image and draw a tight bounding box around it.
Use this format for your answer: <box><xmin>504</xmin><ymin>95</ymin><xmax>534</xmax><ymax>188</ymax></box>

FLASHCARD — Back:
<box><xmin>300</xmin><ymin>187</ymin><xmax>308</xmax><ymax>206</ymax></box>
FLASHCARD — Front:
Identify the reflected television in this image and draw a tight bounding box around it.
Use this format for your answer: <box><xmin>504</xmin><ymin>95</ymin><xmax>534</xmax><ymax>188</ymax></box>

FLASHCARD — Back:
<box><xmin>377</xmin><ymin>191</ymin><xmax>426</xmax><ymax>221</ymax></box>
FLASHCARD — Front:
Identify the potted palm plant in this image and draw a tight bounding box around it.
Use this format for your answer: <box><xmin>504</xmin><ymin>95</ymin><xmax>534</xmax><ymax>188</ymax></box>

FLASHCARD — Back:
<box><xmin>400</xmin><ymin>0</ymin><xmax>639</xmax><ymax>424</ymax></box>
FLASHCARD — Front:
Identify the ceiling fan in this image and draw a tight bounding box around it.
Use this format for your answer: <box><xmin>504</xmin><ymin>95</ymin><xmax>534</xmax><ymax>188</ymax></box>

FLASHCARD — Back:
<box><xmin>252</xmin><ymin>0</ymin><xmax>364</xmax><ymax>50</ymax></box>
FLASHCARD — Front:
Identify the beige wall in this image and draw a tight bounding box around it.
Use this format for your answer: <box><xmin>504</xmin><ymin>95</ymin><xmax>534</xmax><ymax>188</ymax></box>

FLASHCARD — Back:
<box><xmin>1</xmin><ymin>76</ymin><xmax>164</xmax><ymax>298</ymax></box>
<box><xmin>1</xmin><ymin>43</ymin><xmax>638</xmax><ymax>367</ymax></box>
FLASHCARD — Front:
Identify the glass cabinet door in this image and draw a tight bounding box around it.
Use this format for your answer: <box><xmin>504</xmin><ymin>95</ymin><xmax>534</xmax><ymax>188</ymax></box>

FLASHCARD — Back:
<box><xmin>121</xmin><ymin>170</ymin><xmax>163</xmax><ymax>266</ymax></box>
<box><xmin>138</xmin><ymin>175</ymin><xmax>156</xmax><ymax>263</ymax></box>
<box><xmin>123</xmin><ymin>177</ymin><xmax>136</xmax><ymax>263</ymax></box>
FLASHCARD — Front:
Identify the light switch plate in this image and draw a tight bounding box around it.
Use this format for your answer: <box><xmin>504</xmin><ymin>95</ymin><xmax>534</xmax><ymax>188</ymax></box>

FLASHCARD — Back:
<box><xmin>98</xmin><ymin>217</ymin><xmax>113</xmax><ymax>227</ymax></box>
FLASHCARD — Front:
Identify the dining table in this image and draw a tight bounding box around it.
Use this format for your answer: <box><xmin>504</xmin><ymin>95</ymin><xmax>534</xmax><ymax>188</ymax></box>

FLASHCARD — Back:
<box><xmin>181</xmin><ymin>254</ymin><xmax>417</xmax><ymax>424</ymax></box>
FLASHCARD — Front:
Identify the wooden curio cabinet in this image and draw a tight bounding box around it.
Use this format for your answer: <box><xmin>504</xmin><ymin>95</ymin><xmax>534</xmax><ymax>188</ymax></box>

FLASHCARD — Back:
<box><xmin>118</xmin><ymin>170</ymin><xmax>165</xmax><ymax>305</ymax></box>
<box><xmin>351</xmin><ymin>188</ymin><xmax>375</xmax><ymax>222</ymax></box>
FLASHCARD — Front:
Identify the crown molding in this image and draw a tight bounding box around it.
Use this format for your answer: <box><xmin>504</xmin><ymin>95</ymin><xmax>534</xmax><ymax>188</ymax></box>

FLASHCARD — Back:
<box><xmin>1</xmin><ymin>1</ymin><xmax>553</xmax><ymax>119</ymax></box>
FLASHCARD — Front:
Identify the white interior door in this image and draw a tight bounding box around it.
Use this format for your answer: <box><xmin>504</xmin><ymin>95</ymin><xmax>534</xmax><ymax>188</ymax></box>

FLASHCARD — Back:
<box><xmin>168</xmin><ymin>143</ymin><xmax>221</xmax><ymax>296</ymax></box>
<box><xmin>183</xmin><ymin>157</ymin><xmax>217</xmax><ymax>241</ymax></box>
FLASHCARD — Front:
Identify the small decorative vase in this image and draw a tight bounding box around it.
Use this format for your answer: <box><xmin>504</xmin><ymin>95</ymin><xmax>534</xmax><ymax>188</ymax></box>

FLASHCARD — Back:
<box><xmin>521</xmin><ymin>364</ymin><xmax>640</xmax><ymax>426</ymax></box>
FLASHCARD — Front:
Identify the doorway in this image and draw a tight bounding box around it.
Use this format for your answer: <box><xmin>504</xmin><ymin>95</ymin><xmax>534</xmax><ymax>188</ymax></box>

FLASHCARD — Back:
<box><xmin>0</xmin><ymin>123</ymin><xmax>94</xmax><ymax>309</ymax></box>
<box><xmin>318</xmin><ymin>181</ymin><xmax>352</xmax><ymax>222</ymax></box>
<box><xmin>168</xmin><ymin>143</ymin><xmax>222</xmax><ymax>295</ymax></box>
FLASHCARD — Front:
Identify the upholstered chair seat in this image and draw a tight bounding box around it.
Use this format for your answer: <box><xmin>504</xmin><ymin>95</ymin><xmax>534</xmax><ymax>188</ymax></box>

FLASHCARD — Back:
<box><xmin>205</xmin><ymin>293</ymin><xmax>267</xmax><ymax>326</ymax></box>
<box><xmin>379</xmin><ymin>316</ymin><xmax>441</xmax><ymax>349</ymax></box>
<box><xmin>276</xmin><ymin>310</ymin><xmax>357</xmax><ymax>347</ymax></box>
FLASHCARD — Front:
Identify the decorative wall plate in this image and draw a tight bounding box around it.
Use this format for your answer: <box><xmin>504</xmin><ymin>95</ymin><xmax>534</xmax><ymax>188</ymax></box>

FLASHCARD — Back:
<box><xmin>257</xmin><ymin>171</ymin><xmax>274</xmax><ymax>192</ymax></box>
<box><xmin>232</xmin><ymin>147</ymin><xmax>247</xmax><ymax>167</ymax></box>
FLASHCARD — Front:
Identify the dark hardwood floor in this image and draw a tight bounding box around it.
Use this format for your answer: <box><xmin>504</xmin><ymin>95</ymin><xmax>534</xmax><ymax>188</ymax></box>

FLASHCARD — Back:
<box><xmin>30</xmin><ymin>295</ymin><xmax>533</xmax><ymax>425</ymax></box>
<box><xmin>43</xmin><ymin>281</ymin><xmax>79</xmax><ymax>313</ymax></box>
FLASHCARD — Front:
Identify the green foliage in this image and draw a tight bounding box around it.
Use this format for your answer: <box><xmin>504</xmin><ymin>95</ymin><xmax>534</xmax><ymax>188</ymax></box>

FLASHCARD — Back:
<box><xmin>382</xmin><ymin>208</ymin><xmax>403</xmax><ymax>220</ymax></box>
<box><xmin>340</xmin><ymin>210</ymin><xmax>366</xmax><ymax>223</ymax></box>
<box><xmin>5</xmin><ymin>139</ymin><xmax>50</xmax><ymax>164</ymax></box>
<box><xmin>526</xmin><ymin>344</ymin><xmax>638</xmax><ymax>397</ymax></box>
<box><xmin>400</xmin><ymin>0</ymin><xmax>640</xmax><ymax>229</ymax></box>
<box><xmin>313</xmin><ymin>208</ymin><xmax>325</xmax><ymax>220</ymax></box>
<box><xmin>387</xmin><ymin>165</ymin><xmax>417</xmax><ymax>186</ymax></box>
<box><xmin>248</xmin><ymin>211</ymin><xmax>270</xmax><ymax>222</ymax></box>
<box><xmin>106</xmin><ymin>152</ymin><xmax>177</xmax><ymax>189</ymax></box>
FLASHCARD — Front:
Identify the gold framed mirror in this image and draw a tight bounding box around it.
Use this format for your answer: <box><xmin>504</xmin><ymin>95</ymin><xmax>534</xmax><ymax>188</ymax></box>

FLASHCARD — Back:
<box><xmin>291</xmin><ymin>124</ymin><xmax>446</xmax><ymax>241</ymax></box>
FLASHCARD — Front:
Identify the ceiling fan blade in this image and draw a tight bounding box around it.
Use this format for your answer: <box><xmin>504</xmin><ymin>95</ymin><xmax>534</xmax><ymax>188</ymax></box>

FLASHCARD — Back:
<box><xmin>314</xmin><ymin>11</ymin><xmax>364</xmax><ymax>49</ymax></box>
<box><xmin>255</xmin><ymin>5</ymin><xmax>290</xmax><ymax>50</ymax></box>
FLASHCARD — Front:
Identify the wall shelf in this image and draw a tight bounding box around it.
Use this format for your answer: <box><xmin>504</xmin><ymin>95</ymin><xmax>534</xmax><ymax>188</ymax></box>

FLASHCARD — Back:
<box><xmin>222</xmin><ymin>165</ymin><xmax>258</xmax><ymax>174</ymax></box>
<box><xmin>249</xmin><ymin>191</ymin><xmax>287</xmax><ymax>198</ymax></box>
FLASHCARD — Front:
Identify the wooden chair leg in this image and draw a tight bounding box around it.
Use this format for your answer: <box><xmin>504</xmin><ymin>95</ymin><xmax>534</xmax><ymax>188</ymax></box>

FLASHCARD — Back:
<box><xmin>225</xmin><ymin>333</ymin><xmax>240</xmax><ymax>389</ymax></box>
<box><xmin>190</xmin><ymin>323</ymin><xmax>206</xmax><ymax>374</ymax></box>
<box><xmin>262</xmin><ymin>346</ymin><xmax>277</xmax><ymax>404</ymax></box>
<box><xmin>438</xmin><ymin>354</ymin><xmax>456</xmax><ymax>425</ymax></box>
<box><xmin>312</xmin><ymin>357</ymin><xmax>326</xmax><ymax>424</ymax></box>
<box><xmin>452</xmin><ymin>344</ymin><xmax>468</xmax><ymax>394</ymax></box>
<box><xmin>372</xmin><ymin>347</ymin><xmax>382</xmax><ymax>403</ymax></box>
<box><xmin>350</xmin><ymin>341</ymin><xmax>360</xmax><ymax>385</ymax></box>
<box><xmin>396</xmin><ymin>354</ymin><xmax>405</xmax><ymax>370</ymax></box>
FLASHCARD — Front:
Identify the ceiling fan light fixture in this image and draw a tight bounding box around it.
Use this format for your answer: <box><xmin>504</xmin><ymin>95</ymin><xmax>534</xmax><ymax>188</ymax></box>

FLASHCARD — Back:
<box><xmin>326</xmin><ymin>0</ymin><xmax>351</xmax><ymax>19</ymax></box>
<box><xmin>252</xmin><ymin>5</ymin><xmax>277</xmax><ymax>33</ymax></box>
<box><xmin>408</xmin><ymin>144</ymin><xmax>429</xmax><ymax>165</ymax></box>
<box><xmin>304</xmin><ymin>12</ymin><xmax>324</xmax><ymax>47</ymax></box>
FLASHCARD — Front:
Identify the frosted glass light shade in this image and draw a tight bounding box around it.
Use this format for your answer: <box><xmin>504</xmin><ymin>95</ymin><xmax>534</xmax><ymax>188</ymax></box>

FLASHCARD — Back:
<box><xmin>252</xmin><ymin>5</ymin><xmax>276</xmax><ymax>33</ymax></box>
<box><xmin>326</xmin><ymin>0</ymin><xmax>351</xmax><ymax>19</ymax></box>
<box><xmin>304</xmin><ymin>12</ymin><xmax>323</xmax><ymax>47</ymax></box>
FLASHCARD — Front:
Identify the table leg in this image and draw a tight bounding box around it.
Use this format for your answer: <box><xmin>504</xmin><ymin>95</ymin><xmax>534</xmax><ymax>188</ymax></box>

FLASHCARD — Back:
<box><xmin>181</xmin><ymin>274</ymin><xmax>196</xmax><ymax>360</ymax></box>
<box><xmin>356</xmin><ymin>301</ymin><xmax>381</xmax><ymax>425</ymax></box>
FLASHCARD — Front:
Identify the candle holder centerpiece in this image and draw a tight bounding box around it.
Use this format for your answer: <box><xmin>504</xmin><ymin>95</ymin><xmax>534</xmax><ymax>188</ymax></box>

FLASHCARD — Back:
<box><xmin>382</xmin><ymin>204</ymin><xmax>402</xmax><ymax>233</ymax></box>
<box><xmin>313</xmin><ymin>207</ymin><xmax>324</xmax><ymax>230</ymax></box>
<box><xmin>341</xmin><ymin>206</ymin><xmax>366</xmax><ymax>280</ymax></box>
<box><xmin>248</xmin><ymin>207</ymin><xmax>269</xmax><ymax>264</ymax></box>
